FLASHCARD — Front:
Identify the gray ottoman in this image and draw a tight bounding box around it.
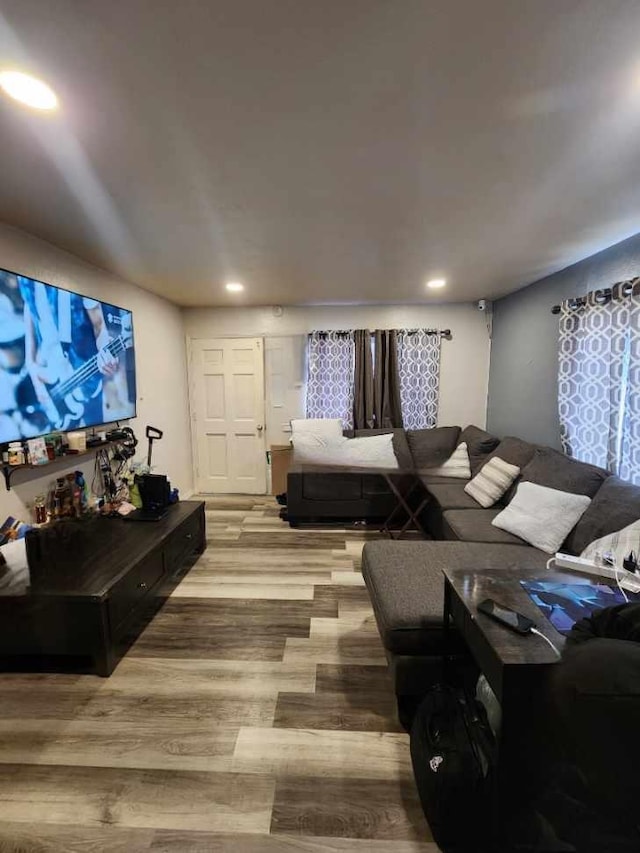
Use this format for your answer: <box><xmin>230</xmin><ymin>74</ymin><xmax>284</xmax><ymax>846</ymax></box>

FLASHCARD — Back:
<box><xmin>362</xmin><ymin>540</ymin><xmax>550</xmax><ymax>698</ymax></box>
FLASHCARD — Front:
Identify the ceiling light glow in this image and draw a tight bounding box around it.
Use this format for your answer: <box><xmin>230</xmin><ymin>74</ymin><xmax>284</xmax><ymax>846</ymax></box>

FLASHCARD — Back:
<box><xmin>225</xmin><ymin>282</ymin><xmax>244</xmax><ymax>292</ymax></box>
<box><xmin>427</xmin><ymin>278</ymin><xmax>447</xmax><ymax>289</ymax></box>
<box><xmin>0</xmin><ymin>70</ymin><xmax>58</xmax><ymax>111</ymax></box>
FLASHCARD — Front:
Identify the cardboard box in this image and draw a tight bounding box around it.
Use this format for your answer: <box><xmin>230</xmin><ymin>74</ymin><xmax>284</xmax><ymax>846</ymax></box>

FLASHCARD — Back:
<box><xmin>269</xmin><ymin>444</ymin><xmax>293</xmax><ymax>495</ymax></box>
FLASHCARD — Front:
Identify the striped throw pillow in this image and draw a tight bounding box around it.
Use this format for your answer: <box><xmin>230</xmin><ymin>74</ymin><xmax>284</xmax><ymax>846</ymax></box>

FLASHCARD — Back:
<box><xmin>424</xmin><ymin>442</ymin><xmax>471</xmax><ymax>479</ymax></box>
<box><xmin>465</xmin><ymin>456</ymin><xmax>520</xmax><ymax>507</ymax></box>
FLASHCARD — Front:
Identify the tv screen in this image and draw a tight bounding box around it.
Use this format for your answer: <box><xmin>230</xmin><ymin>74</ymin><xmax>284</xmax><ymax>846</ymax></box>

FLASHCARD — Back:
<box><xmin>0</xmin><ymin>267</ymin><xmax>136</xmax><ymax>444</ymax></box>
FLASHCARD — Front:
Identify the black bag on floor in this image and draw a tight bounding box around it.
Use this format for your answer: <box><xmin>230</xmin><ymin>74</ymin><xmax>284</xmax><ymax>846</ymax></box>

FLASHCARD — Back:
<box><xmin>410</xmin><ymin>684</ymin><xmax>495</xmax><ymax>853</ymax></box>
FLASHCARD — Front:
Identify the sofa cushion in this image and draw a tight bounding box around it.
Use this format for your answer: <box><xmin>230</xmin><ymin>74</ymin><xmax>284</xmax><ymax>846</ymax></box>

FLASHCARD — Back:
<box><xmin>520</xmin><ymin>447</ymin><xmax>609</xmax><ymax>498</ymax></box>
<box><xmin>406</xmin><ymin>426</ymin><xmax>461</xmax><ymax>469</ymax></box>
<box><xmin>419</xmin><ymin>474</ymin><xmax>459</xmax><ymax>486</ymax></box>
<box><xmin>424</xmin><ymin>482</ymin><xmax>481</xmax><ymax>511</ymax></box>
<box><xmin>484</xmin><ymin>436</ymin><xmax>538</xmax><ymax>470</ymax></box>
<box><xmin>442</xmin><ymin>509</ymin><xmax>529</xmax><ymax>545</ymax></box>
<box><xmin>565</xmin><ymin>476</ymin><xmax>640</xmax><ymax>554</ymax></box>
<box><xmin>362</xmin><ymin>540</ymin><xmax>551</xmax><ymax>655</ymax></box>
<box><xmin>459</xmin><ymin>425</ymin><xmax>501</xmax><ymax>475</ymax></box>
<box><xmin>392</xmin><ymin>432</ymin><xmax>413</xmax><ymax>471</ymax></box>
<box><xmin>302</xmin><ymin>472</ymin><xmax>363</xmax><ymax>501</ymax></box>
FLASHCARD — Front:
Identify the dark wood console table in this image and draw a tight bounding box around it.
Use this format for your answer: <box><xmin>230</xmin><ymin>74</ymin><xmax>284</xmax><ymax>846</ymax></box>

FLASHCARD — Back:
<box><xmin>0</xmin><ymin>501</ymin><xmax>206</xmax><ymax>676</ymax></box>
<box><xmin>442</xmin><ymin>566</ymin><xmax>565</xmax><ymax>844</ymax></box>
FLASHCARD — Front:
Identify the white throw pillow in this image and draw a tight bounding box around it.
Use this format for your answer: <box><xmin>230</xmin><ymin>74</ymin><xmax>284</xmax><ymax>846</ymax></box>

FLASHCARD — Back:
<box><xmin>292</xmin><ymin>433</ymin><xmax>348</xmax><ymax>464</ymax></box>
<box><xmin>464</xmin><ymin>457</ymin><xmax>521</xmax><ymax>508</ymax></box>
<box><xmin>338</xmin><ymin>433</ymin><xmax>399</xmax><ymax>469</ymax></box>
<box><xmin>492</xmin><ymin>481</ymin><xmax>591</xmax><ymax>554</ymax></box>
<box><xmin>293</xmin><ymin>432</ymin><xmax>399</xmax><ymax>469</ymax></box>
<box><xmin>424</xmin><ymin>442</ymin><xmax>471</xmax><ymax>479</ymax></box>
<box><xmin>581</xmin><ymin>518</ymin><xmax>640</xmax><ymax>567</ymax></box>
<box><xmin>290</xmin><ymin>418</ymin><xmax>344</xmax><ymax>444</ymax></box>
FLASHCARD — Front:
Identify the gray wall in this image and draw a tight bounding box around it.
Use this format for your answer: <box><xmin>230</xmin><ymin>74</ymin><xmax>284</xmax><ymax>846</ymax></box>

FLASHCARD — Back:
<box><xmin>487</xmin><ymin>231</ymin><xmax>640</xmax><ymax>448</ymax></box>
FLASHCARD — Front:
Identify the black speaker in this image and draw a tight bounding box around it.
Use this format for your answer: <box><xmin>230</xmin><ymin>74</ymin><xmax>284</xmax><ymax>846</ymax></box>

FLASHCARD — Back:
<box><xmin>137</xmin><ymin>474</ymin><xmax>170</xmax><ymax>511</ymax></box>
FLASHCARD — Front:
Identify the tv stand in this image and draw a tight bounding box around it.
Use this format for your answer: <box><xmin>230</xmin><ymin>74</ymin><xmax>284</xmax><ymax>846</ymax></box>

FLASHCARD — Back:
<box><xmin>0</xmin><ymin>501</ymin><xmax>206</xmax><ymax>676</ymax></box>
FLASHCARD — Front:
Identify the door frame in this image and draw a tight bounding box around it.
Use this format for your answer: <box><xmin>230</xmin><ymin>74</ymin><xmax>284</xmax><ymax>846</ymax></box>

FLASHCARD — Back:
<box><xmin>186</xmin><ymin>335</ymin><xmax>267</xmax><ymax>494</ymax></box>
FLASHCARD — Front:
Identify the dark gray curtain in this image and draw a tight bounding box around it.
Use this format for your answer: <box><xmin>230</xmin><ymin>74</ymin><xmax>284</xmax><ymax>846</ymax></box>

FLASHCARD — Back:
<box><xmin>374</xmin><ymin>329</ymin><xmax>403</xmax><ymax>428</ymax></box>
<box><xmin>352</xmin><ymin>329</ymin><xmax>374</xmax><ymax>429</ymax></box>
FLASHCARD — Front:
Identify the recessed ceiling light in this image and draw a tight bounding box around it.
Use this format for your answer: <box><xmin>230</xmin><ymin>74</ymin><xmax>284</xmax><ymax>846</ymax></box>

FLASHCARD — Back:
<box><xmin>225</xmin><ymin>282</ymin><xmax>244</xmax><ymax>292</ymax></box>
<box><xmin>426</xmin><ymin>278</ymin><xmax>447</xmax><ymax>289</ymax></box>
<box><xmin>0</xmin><ymin>71</ymin><xmax>59</xmax><ymax>111</ymax></box>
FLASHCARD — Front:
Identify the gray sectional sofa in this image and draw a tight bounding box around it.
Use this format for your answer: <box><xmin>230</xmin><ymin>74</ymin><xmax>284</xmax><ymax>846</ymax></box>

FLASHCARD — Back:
<box><xmin>359</xmin><ymin>425</ymin><xmax>640</xmax><ymax>717</ymax></box>
<box><xmin>286</xmin><ymin>428</ymin><xmax>414</xmax><ymax>524</ymax></box>
<box><xmin>286</xmin><ymin>424</ymin><xmax>488</xmax><ymax>525</ymax></box>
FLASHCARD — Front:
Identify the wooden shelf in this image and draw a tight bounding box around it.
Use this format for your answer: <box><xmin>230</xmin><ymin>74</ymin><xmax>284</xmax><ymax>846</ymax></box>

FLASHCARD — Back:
<box><xmin>2</xmin><ymin>442</ymin><xmax>115</xmax><ymax>491</ymax></box>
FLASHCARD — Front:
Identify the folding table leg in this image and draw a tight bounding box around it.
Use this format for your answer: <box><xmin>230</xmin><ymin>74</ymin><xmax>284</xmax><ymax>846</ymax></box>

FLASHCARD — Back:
<box><xmin>381</xmin><ymin>475</ymin><xmax>430</xmax><ymax>539</ymax></box>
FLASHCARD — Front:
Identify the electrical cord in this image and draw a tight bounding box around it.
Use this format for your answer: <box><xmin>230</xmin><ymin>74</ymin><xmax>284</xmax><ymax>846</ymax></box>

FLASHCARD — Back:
<box><xmin>530</xmin><ymin>626</ymin><xmax>562</xmax><ymax>658</ymax></box>
<box><xmin>612</xmin><ymin>557</ymin><xmax>630</xmax><ymax>604</ymax></box>
<box><xmin>92</xmin><ymin>451</ymin><xmax>105</xmax><ymax>497</ymax></box>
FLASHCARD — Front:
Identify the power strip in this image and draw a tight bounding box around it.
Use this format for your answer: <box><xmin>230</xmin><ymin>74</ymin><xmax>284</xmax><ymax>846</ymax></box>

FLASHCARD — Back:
<box><xmin>553</xmin><ymin>553</ymin><xmax>640</xmax><ymax>593</ymax></box>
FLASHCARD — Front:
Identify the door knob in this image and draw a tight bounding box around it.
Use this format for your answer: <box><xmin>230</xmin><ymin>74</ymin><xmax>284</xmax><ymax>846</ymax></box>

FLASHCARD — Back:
<box><xmin>257</xmin><ymin>424</ymin><xmax>264</xmax><ymax>431</ymax></box>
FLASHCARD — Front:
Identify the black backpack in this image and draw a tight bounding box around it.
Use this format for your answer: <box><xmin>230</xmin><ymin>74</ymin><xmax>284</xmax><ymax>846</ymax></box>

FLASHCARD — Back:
<box><xmin>410</xmin><ymin>684</ymin><xmax>495</xmax><ymax>853</ymax></box>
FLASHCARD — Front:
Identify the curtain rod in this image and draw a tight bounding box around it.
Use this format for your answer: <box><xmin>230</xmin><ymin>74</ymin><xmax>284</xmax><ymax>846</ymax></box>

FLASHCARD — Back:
<box><xmin>551</xmin><ymin>279</ymin><xmax>638</xmax><ymax>314</ymax></box>
<box><xmin>310</xmin><ymin>328</ymin><xmax>451</xmax><ymax>337</ymax></box>
<box><xmin>403</xmin><ymin>329</ymin><xmax>451</xmax><ymax>337</ymax></box>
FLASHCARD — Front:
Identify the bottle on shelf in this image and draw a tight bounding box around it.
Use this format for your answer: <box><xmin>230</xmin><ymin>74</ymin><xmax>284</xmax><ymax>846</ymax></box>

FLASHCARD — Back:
<box><xmin>33</xmin><ymin>495</ymin><xmax>47</xmax><ymax>525</ymax></box>
<box><xmin>52</xmin><ymin>478</ymin><xmax>68</xmax><ymax>520</ymax></box>
<box><xmin>7</xmin><ymin>442</ymin><xmax>24</xmax><ymax>466</ymax></box>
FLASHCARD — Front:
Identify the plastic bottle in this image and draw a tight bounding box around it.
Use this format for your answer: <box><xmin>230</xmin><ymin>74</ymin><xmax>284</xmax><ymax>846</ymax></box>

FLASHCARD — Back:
<box><xmin>53</xmin><ymin>478</ymin><xmax>65</xmax><ymax>519</ymax></box>
<box><xmin>8</xmin><ymin>442</ymin><xmax>24</xmax><ymax>465</ymax></box>
<box><xmin>75</xmin><ymin>471</ymin><xmax>88</xmax><ymax>513</ymax></box>
<box><xmin>34</xmin><ymin>495</ymin><xmax>47</xmax><ymax>525</ymax></box>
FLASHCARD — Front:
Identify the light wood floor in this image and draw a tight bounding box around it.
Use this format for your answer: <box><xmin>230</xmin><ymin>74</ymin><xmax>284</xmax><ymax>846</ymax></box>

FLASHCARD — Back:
<box><xmin>0</xmin><ymin>496</ymin><xmax>438</xmax><ymax>852</ymax></box>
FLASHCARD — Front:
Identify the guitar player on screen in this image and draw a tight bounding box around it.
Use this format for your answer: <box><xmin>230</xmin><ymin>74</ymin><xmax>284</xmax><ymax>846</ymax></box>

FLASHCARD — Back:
<box><xmin>0</xmin><ymin>272</ymin><xmax>134</xmax><ymax>440</ymax></box>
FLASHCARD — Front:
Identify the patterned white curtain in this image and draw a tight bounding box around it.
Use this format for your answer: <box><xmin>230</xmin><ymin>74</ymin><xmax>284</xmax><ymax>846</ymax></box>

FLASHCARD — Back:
<box><xmin>396</xmin><ymin>330</ymin><xmax>441</xmax><ymax>429</ymax></box>
<box><xmin>305</xmin><ymin>331</ymin><xmax>355</xmax><ymax>428</ymax></box>
<box><xmin>558</xmin><ymin>281</ymin><xmax>640</xmax><ymax>483</ymax></box>
<box><xmin>619</xmin><ymin>283</ymin><xmax>640</xmax><ymax>483</ymax></box>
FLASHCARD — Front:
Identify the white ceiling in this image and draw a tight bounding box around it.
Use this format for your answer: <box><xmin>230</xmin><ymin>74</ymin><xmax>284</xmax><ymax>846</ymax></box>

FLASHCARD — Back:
<box><xmin>2</xmin><ymin>1</ymin><xmax>640</xmax><ymax>307</ymax></box>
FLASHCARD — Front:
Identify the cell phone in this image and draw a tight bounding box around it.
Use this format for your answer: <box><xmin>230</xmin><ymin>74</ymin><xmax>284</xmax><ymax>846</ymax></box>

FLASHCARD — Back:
<box><xmin>477</xmin><ymin>598</ymin><xmax>536</xmax><ymax>635</ymax></box>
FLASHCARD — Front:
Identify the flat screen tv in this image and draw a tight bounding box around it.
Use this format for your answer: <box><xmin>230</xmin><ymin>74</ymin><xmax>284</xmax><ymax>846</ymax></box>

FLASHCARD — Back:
<box><xmin>0</xmin><ymin>266</ymin><xmax>136</xmax><ymax>444</ymax></box>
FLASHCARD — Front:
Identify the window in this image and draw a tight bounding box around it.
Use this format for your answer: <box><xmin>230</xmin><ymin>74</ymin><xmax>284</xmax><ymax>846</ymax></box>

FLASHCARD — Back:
<box><xmin>305</xmin><ymin>328</ymin><xmax>443</xmax><ymax>430</ymax></box>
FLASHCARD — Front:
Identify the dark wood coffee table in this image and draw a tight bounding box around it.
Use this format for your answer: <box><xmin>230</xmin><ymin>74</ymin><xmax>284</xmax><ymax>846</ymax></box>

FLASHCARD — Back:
<box><xmin>442</xmin><ymin>566</ymin><xmax>569</xmax><ymax>841</ymax></box>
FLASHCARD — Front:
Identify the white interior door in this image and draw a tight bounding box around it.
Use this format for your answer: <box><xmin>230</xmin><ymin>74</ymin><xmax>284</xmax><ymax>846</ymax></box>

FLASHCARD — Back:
<box><xmin>190</xmin><ymin>338</ymin><xmax>266</xmax><ymax>494</ymax></box>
